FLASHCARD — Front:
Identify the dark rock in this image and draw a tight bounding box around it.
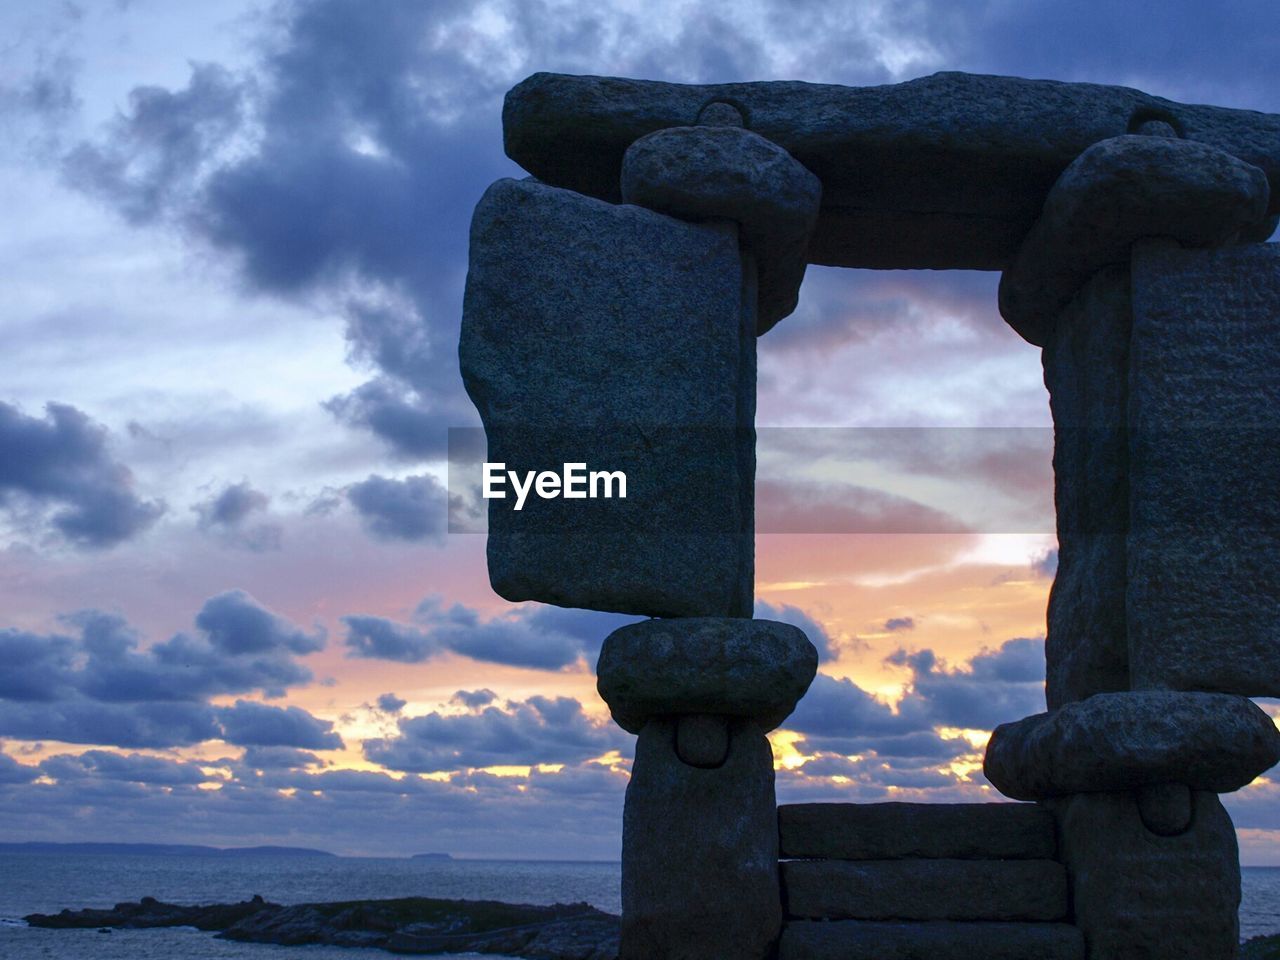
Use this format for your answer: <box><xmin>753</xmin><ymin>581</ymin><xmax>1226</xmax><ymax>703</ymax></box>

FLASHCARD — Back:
<box><xmin>596</xmin><ymin>617</ymin><xmax>817</xmax><ymax>733</ymax></box>
<box><xmin>461</xmin><ymin>177</ymin><xmax>755</xmax><ymax>618</ymax></box>
<box><xmin>1000</xmin><ymin>135</ymin><xmax>1269</xmax><ymax>345</ymax></box>
<box><xmin>778</xmin><ymin>801</ymin><xmax>1055</xmax><ymax>860</ymax></box>
<box><xmin>621</xmin><ymin>124</ymin><xmax>821</xmax><ymax>333</ymax></box>
<box><xmin>1041</xmin><ymin>266</ymin><xmax>1133</xmax><ymax>708</ymax></box>
<box><xmin>779</xmin><ymin>920</ymin><xmax>1085</xmax><ymax>960</ymax></box>
<box><xmin>503</xmin><ymin>71</ymin><xmax>1280</xmax><ymax>272</ymax></box>
<box><xmin>24</xmin><ymin>895</ymin><xmax>280</xmax><ymax>931</ymax></box>
<box><xmin>622</xmin><ymin>717</ymin><xmax>779</xmax><ymax>959</ymax></box>
<box><xmin>27</xmin><ymin>895</ymin><xmax>620</xmax><ymax>959</ymax></box>
<box><xmin>1048</xmin><ymin>790</ymin><xmax>1240</xmax><ymax>959</ymax></box>
<box><xmin>1127</xmin><ymin>242</ymin><xmax>1280</xmax><ymax>697</ymax></box>
<box><xmin>781</xmin><ymin>859</ymin><xmax>1067</xmax><ymax>922</ymax></box>
<box><xmin>221</xmin><ymin>897</ymin><xmax>619</xmax><ymax>956</ymax></box>
<box><xmin>984</xmin><ymin>691</ymin><xmax>1280</xmax><ymax>800</ymax></box>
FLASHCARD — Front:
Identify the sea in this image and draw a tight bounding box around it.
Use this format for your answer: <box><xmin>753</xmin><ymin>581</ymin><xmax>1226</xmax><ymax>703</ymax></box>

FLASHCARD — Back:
<box><xmin>0</xmin><ymin>854</ymin><xmax>1276</xmax><ymax>958</ymax></box>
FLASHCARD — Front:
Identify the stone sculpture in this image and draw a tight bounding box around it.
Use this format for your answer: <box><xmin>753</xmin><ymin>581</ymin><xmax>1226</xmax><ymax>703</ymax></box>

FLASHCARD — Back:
<box><xmin>461</xmin><ymin>68</ymin><xmax>1280</xmax><ymax>960</ymax></box>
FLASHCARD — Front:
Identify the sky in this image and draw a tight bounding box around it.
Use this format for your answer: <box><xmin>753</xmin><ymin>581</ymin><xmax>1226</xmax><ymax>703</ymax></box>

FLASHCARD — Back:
<box><xmin>0</xmin><ymin>0</ymin><xmax>1277</xmax><ymax>862</ymax></box>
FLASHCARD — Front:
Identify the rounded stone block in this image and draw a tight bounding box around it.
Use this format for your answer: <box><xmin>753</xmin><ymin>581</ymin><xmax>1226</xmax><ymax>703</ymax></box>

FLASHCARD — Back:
<box><xmin>983</xmin><ymin>691</ymin><xmax>1280</xmax><ymax>801</ymax></box>
<box><xmin>1000</xmin><ymin>134</ymin><xmax>1270</xmax><ymax>345</ymax></box>
<box><xmin>620</xmin><ymin>125</ymin><xmax>821</xmax><ymax>335</ymax></box>
<box><xmin>597</xmin><ymin>617</ymin><xmax>818</xmax><ymax>734</ymax></box>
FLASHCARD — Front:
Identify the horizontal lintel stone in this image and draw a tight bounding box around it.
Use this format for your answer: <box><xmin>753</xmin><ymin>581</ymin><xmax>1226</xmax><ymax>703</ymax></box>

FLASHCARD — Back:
<box><xmin>504</xmin><ymin>70</ymin><xmax>1280</xmax><ymax>273</ymax></box>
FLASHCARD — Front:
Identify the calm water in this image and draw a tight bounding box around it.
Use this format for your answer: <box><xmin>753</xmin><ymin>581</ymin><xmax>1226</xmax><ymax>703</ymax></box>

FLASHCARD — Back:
<box><xmin>0</xmin><ymin>854</ymin><xmax>1276</xmax><ymax>957</ymax></box>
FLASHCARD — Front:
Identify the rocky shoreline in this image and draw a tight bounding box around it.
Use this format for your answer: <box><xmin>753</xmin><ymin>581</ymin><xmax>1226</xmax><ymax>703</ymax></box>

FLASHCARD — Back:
<box><xmin>23</xmin><ymin>896</ymin><xmax>1280</xmax><ymax>959</ymax></box>
<box><xmin>24</xmin><ymin>894</ymin><xmax>619</xmax><ymax>958</ymax></box>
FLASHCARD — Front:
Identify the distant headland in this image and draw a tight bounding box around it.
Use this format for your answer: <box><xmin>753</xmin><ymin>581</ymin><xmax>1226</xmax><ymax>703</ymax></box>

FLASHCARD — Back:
<box><xmin>0</xmin><ymin>842</ymin><xmax>335</xmax><ymax>857</ymax></box>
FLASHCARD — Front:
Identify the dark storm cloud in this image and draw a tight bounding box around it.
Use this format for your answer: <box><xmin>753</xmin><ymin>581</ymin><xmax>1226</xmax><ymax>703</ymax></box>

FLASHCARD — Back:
<box><xmin>0</xmin><ymin>401</ymin><xmax>164</xmax><ymax>548</ymax></box>
<box><xmin>0</xmin><ymin>752</ymin><xmax>37</xmax><ymax>784</ymax></box>
<box><xmin>194</xmin><ymin>589</ymin><xmax>324</xmax><ymax>657</ymax></box>
<box><xmin>342</xmin><ymin>615</ymin><xmax>436</xmax><ymax>662</ymax></box>
<box><xmin>193</xmin><ymin>481</ymin><xmax>283</xmax><ymax>552</ymax></box>
<box><xmin>216</xmin><ymin>699</ymin><xmax>343</xmax><ymax>750</ymax></box>
<box><xmin>754</xmin><ymin>599</ymin><xmax>836</xmax><ymax>661</ymax></box>
<box><xmin>0</xmin><ymin>628</ymin><xmax>76</xmax><ymax>701</ymax></box>
<box><xmin>0</xmin><ymin>592</ymin><xmax>328</xmax><ymax>748</ymax></box>
<box><xmin>346</xmin><ymin>473</ymin><xmax>447</xmax><ymax>542</ymax></box>
<box><xmin>364</xmin><ymin>693</ymin><xmax>627</xmax><ymax>774</ymax></box>
<box><xmin>343</xmin><ymin>598</ymin><xmax>641</xmax><ymax>670</ymax></box>
<box><xmin>0</xmin><ymin>699</ymin><xmax>221</xmax><ymax>749</ymax></box>
<box><xmin>890</xmin><ymin>637</ymin><xmax>1047</xmax><ymax>732</ymax></box>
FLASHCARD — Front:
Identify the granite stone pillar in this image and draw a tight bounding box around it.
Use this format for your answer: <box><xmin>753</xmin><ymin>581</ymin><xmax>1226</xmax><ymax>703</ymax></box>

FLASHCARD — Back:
<box><xmin>598</xmin><ymin>617</ymin><xmax>817</xmax><ymax>960</ymax></box>
<box><xmin>991</xmin><ymin>131</ymin><xmax>1280</xmax><ymax>960</ymax></box>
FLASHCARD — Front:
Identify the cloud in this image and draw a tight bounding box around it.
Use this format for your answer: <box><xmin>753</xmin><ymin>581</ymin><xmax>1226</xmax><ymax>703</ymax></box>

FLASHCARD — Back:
<box><xmin>890</xmin><ymin>637</ymin><xmax>1047</xmax><ymax>732</ymax></box>
<box><xmin>0</xmin><ymin>628</ymin><xmax>76</xmax><ymax>701</ymax></box>
<box><xmin>216</xmin><ymin>700</ymin><xmax>343</xmax><ymax>750</ymax></box>
<box><xmin>347</xmin><ymin>473</ymin><xmax>447</xmax><ymax>542</ymax></box>
<box><xmin>783</xmin><ymin>637</ymin><xmax>1046</xmax><ymax>758</ymax></box>
<box><xmin>884</xmin><ymin>616</ymin><xmax>915</xmax><ymax>631</ymax></box>
<box><xmin>787</xmin><ymin>673</ymin><xmax>920</xmax><ymax>745</ymax></box>
<box><xmin>38</xmin><ymin>750</ymin><xmax>209</xmax><ymax>786</ymax></box>
<box><xmin>451</xmin><ymin>689</ymin><xmax>497</xmax><ymax>709</ymax></box>
<box><xmin>194</xmin><ymin>589</ymin><xmax>325</xmax><ymax>657</ymax></box>
<box><xmin>0</xmin><ymin>592</ymin><xmax>327</xmax><ymax>748</ymax></box>
<box><xmin>0</xmin><ymin>401</ymin><xmax>164</xmax><ymax>548</ymax></box>
<box><xmin>375</xmin><ymin>692</ymin><xmax>406</xmax><ymax>714</ymax></box>
<box><xmin>238</xmin><ymin>746</ymin><xmax>322</xmax><ymax>770</ymax></box>
<box><xmin>62</xmin><ymin>61</ymin><xmax>244</xmax><ymax>224</ymax></box>
<box><xmin>193</xmin><ymin>481</ymin><xmax>283</xmax><ymax>552</ymax></box>
<box><xmin>0</xmin><ymin>752</ymin><xmax>38</xmax><ymax>785</ymax></box>
<box><xmin>343</xmin><ymin>598</ymin><xmax>641</xmax><ymax>670</ymax></box>
<box><xmin>1033</xmin><ymin>547</ymin><xmax>1059</xmax><ymax>577</ymax></box>
<box><xmin>0</xmin><ymin>699</ymin><xmax>221</xmax><ymax>749</ymax></box>
<box><xmin>364</xmin><ymin>693</ymin><xmax>627</xmax><ymax>774</ymax></box>
<box><xmin>342</xmin><ymin>614</ymin><xmax>435</xmax><ymax>662</ymax></box>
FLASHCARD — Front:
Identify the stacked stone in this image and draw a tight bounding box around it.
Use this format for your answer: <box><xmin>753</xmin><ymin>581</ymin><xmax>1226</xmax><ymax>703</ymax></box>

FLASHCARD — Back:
<box><xmin>989</xmin><ymin>130</ymin><xmax>1280</xmax><ymax>960</ymax></box>
<box><xmin>463</xmin><ymin>97</ymin><xmax>822</xmax><ymax>960</ymax></box>
<box><xmin>598</xmin><ymin>618</ymin><xmax>816</xmax><ymax>960</ymax></box>
<box><xmin>596</xmin><ymin>107</ymin><xmax>821</xmax><ymax>960</ymax></box>
<box><xmin>472</xmin><ymin>69</ymin><xmax>1280</xmax><ymax>960</ymax></box>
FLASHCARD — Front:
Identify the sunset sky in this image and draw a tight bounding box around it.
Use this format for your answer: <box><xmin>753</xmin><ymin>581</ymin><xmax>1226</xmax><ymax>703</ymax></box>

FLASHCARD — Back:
<box><xmin>1</xmin><ymin>0</ymin><xmax>1277</xmax><ymax>862</ymax></box>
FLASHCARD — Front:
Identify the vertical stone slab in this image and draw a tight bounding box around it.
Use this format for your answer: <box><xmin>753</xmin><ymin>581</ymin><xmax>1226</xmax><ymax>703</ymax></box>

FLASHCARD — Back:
<box><xmin>1042</xmin><ymin>265</ymin><xmax>1133</xmax><ymax>708</ymax></box>
<box><xmin>1128</xmin><ymin>242</ymin><xmax>1280</xmax><ymax>695</ymax></box>
<box><xmin>1049</xmin><ymin>790</ymin><xmax>1240</xmax><ymax>959</ymax></box>
<box><xmin>460</xmin><ymin>178</ymin><xmax>756</xmax><ymax>618</ymax></box>
<box><xmin>622</xmin><ymin>717</ymin><xmax>780</xmax><ymax>960</ymax></box>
